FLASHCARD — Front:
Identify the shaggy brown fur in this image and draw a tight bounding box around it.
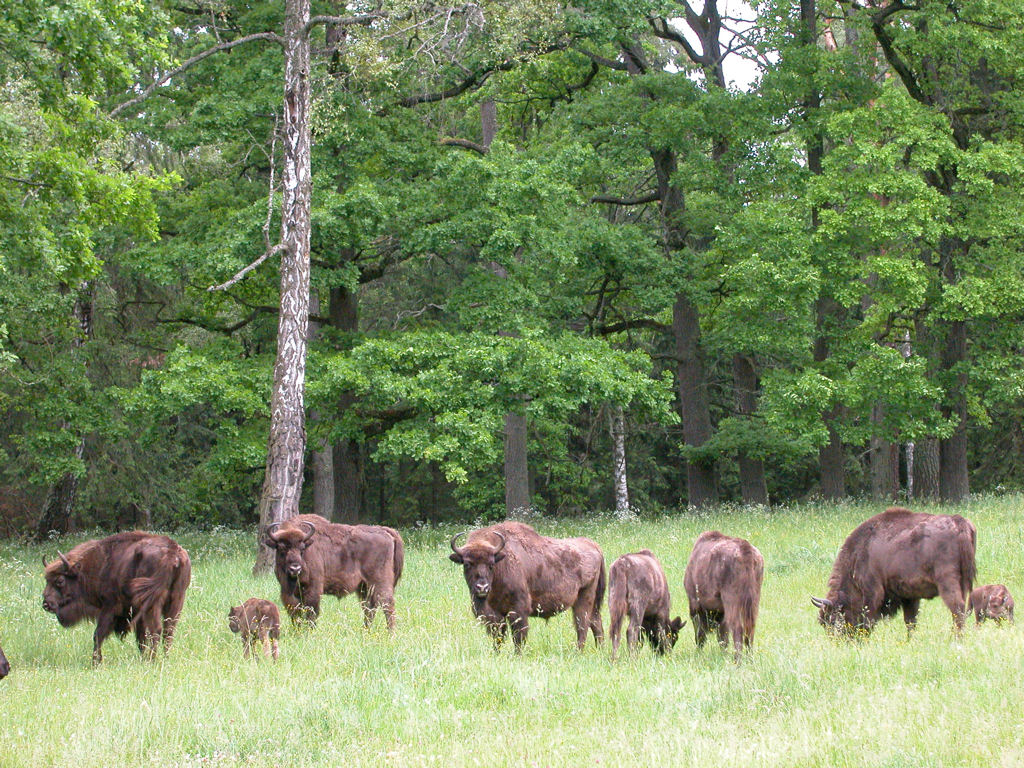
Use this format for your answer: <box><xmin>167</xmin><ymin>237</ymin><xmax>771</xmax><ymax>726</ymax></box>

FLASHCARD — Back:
<box><xmin>42</xmin><ymin>532</ymin><xmax>191</xmax><ymax>665</ymax></box>
<box><xmin>684</xmin><ymin>531</ymin><xmax>764</xmax><ymax>662</ymax></box>
<box><xmin>449</xmin><ymin>521</ymin><xmax>605</xmax><ymax>652</ymax></box>
<box><xmin>608</xmin><ymin>550</ymin><xmax>684</xmax><ymax>659</ymax></box>
<box><xmin>968</xmin><ymin>584</ymin><xmax>1014</xmax><ymax>625</ymax></box>
<box><xmin>0</xmin><ymin>641</ymin><xmax>8</xmax><ymax>679</ymax></box>
<box><xmin>265</xmin><ymin>514</ymin><xmax>404</xmax><ymax>631</ymax></box>
<box><xmin>812</xmin><ymin>507</ymin><xmax>977</xmax><ymax>637</ymax></box>
<box><xmin>228</xmin><ymin>598</ymin><xmax>281</xmax><ymax>659</ymax></box>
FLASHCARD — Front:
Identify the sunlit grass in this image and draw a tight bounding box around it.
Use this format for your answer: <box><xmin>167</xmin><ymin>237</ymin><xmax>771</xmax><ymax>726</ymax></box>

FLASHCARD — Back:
<box><xmin>1</xmin><ymin>497</ymin><xmax>1022</xmax><ymax>766</ymax></box>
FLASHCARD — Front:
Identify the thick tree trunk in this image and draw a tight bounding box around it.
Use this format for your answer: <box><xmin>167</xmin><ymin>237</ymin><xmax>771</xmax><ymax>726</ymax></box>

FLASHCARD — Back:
<box><xmin>939</xmin><ymin>318</ymin><xmax>969</xmax><ymax>501</ymax></box>
<box><xmin>609</xmin><ymin>405</ymin><xmax>630</xmax><ymax>515</ymax></box>
<box><xmin>869</xmin><ymin>404</ymin><xmax>899</xmax><ymax>501</ymax></box>
<box><xmin>732</xmin><ymin>354</ymin><xmax>769</xmax><ymax>506</ymax></box>
<box><xmin>674</xmin><ymin>294</ymin><xmax>718</xmax><ymax>508</ymax></box>
<box><xmin>326</xmin><ymin>284</ymin><xmax>363</xmax><ymax>522</ymax></box>
<box><xmin>254</xmin><ymin>0</ymin><xmax>312</xmax><ymax>573</ymax></box>
<box><xmin>504</xmin><ymin>408</ymin><xmax>531</xmax><ymax>514</ymax></box>
<box><xmin>913</xmin><ymin>437</ymin><xmax>941</xmax><ymax>500</ymax></box>
<box><xmin>35</xmin><ymin>284</ymin><xmax>93</xmax><ymax>540</ymax></box>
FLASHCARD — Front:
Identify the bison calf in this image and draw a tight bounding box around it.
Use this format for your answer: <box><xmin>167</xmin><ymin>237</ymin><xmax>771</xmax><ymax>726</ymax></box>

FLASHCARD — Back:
<box><xmin>608</xmin><ymin>550</ymin><xmax>684</xmax><ymax>659</ymax></box>
<box><xmin>684</xmin><ymin>531</ymin><xmax>763</xmax><ymax>662</ymax></box>
<box><xmin>969</xmin><ymin>584</ymin><xmax>1014</xmax><ymax>625</ymax></box>
<box><xmin>228</xmin><ymin>599</ymin><xmax>281</xmax><ymax>660</ymax></box>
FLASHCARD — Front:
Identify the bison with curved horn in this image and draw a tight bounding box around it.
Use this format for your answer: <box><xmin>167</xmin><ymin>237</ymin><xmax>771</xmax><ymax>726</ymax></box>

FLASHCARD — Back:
<box><xmin>812</xmin><ymin>507</ymin><xmax>977</xmax><ymax>637</ymax></box>
<box><xmin>263</xmin><ymin>514</ymin><xmax>404</xmax><ymax>631</ymax></box>
<box><xmin>448</xmin><ymin>521</ymin><xmax>605</xmax><ymax>652</ymax></box>
<box><xmin>42</xmin><ymin>532</ymin><xmax>191</xmax><ymax>665</ymax></box>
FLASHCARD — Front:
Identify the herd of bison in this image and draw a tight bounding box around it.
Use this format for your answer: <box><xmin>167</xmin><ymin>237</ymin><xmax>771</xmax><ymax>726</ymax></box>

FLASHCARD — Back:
<box><xmin>0</xmin><ymin>506</ymin><xmax>1015</xmax><ymax>679</ymax></box>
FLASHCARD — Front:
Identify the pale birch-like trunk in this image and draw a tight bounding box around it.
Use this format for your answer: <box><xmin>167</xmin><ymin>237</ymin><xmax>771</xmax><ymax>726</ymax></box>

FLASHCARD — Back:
<box><xmin>609</xmin><ymin>405</ymin><xmax>630</xmax><ymax>516</ymax></box>
<box><xmin>253</xmin><ymin>0</ymin><xmax>312</xmax><ymax>573</ymax></box>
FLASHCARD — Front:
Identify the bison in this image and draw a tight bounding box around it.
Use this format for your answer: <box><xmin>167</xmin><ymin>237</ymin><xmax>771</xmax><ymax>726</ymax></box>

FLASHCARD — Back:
<box><xmin>684</xmin><ymin>531</ymin><xmax>764</xmax><ymax>662</ymax></box>
<box><xmin>0</xmin><ymin>641</ymin><xmax>8</xmax><ymax>679</ymax></box>
<box><xmin>228</xmin><ymin>598</ymin><xmax>281</xmax><ymax>659</ymax></box>
<box><xmin>42</xmin><ymin>531</ymin><xmax>191</xmax><ymax>665</ymax></box>
<box><xmin>608</xmin><ymin>549</ymin><xmax>684</xmax><ymax>659</ymax></box>
<box><xmin>968</xmin><ymin>584</ymin><xmax>1014</xmax><ymax>625</ymax></box>
<box><xmin>264</xmin><ymin>514</ymin><xmax>404</xmax><ymax>631</ymax></box>
<box><xmin>812</xmin><ymin>507</ymin><xmax>976</xmax><ymax>637</ymax></box>
<box><xmin>448</xmin><ymin>521</ymin><xmax>605</xmax><ymax>652</ymax></box>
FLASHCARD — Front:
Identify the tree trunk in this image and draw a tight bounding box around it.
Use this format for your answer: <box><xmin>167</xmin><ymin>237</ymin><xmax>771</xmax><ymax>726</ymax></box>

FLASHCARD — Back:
<box><xmin>254</xmin><ymin>0</ymin><xmax>312</xmax><ymax>573</ymax></box>
<box><xmin>504</xmin><ymin>408</ymin><xmax>530</xmax><ymax>514</ymax></box>
<box><xmin>814</xmin><ymin>295</ymin><xmax>847</xmax><ymax>499</ymax></box>
<box><xmin>308</xmin><ymin>292</ymin><xmax>333</xmax><ymax>519</ymax></box>
<box><xmin>913</xmin><ymin>437</ymin><xmax>941</xmax><ymax>500</ymax></box>
<box><xmin>939</xmin><ymin>318</ymin><xmax>969</xmax><ymax>501</ymax></box>
<box><xmin>732</xmin><ymin>354</ymin><xmax>769</xmax><ymax>506</ymax></box>
<box><xmin>326</xmin><ymin>284</ymin><xmax>363</xmax><ymax>522</ymax></box>
<box><xmin>35</xmin><ymin>283</ymin><xmax>93</xmax><ymax>540</ymax></box>
<box><xmin>869</xmin><ymin>405</ymin><xmax>899</xmax><ymax>501</ymax></box>
<box><xmin>674</xmin><ymin>293</ymin><xmax>718</xmax><ymax>508</ymax></box>
<box><xmin>609</xmin><ymin>405</ymin><xmax>630</xmax><ymax>515</ymax></box>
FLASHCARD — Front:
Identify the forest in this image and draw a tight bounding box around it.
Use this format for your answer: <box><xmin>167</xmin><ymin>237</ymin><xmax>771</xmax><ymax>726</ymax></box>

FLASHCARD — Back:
<box><xmin>3</xmin><ymin>0</ymin><xmax>1024</xmax><ymax>539</ymax></box>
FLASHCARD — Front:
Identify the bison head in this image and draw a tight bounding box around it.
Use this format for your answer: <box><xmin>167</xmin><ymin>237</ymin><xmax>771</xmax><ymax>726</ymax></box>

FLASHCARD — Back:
<box><xmin>227</xmin><ymin>605</ymin><xmax>244</xmax><ymax>634</ymax></box>
<box><xmin>644</xmin><ymin>616</ymin><xmax>686</xmax><ymax>654</ymax></box>
<box><xmin>42</xmin><ymin>552</ymin><xmax>87</xmax><ymax>627</ymax></box>
<box><xmin>449</xmin><ymin>531</ymin><xmax>506</xmax><ymax>601</ymax></box>
<box><xmin>812</xmin><ymin>593</ymin><xmax>861</xmax><ymax>635</ymax></box>
<box><xmin>264</xmin><ymin>521</ymin><xmax>316</xmax><ymax>580</ymax></box>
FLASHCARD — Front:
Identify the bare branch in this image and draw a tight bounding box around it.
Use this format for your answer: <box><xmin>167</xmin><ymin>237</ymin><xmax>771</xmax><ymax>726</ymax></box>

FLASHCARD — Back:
<box><xmin>207</xmin><ymin>243</ymin><xmax>287</xmax><ymax>292</ymax></box>
<box><xmin>111</xmin><ymin>32</ymin><xmax>284</xmax><ymax>118</ymax></box>
<box><xmin>440</xmin><ymin>137</ymin><xmax>489</xmax><ymax>154</ymax></box>
<box><xmin>591</xmin><ymin>191</ymin><xmax>660</xmax><ymax>206</ymax></box>
<box><xmin>574</xmin><ymin>46</ymin><xmax>628</xmax><ymax>71</ymax></box>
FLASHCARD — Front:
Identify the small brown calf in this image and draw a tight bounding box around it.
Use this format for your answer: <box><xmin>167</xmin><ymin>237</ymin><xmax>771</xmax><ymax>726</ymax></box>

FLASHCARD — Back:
<box><xmin>228</xmin><ymin>598</ymin><xmax>281</xmax><ymax>660</ymax></box>
<box><xmin>968</xmin><ymin>584</ymin><xmax>1015</xmax><ymax>625</ymax></box>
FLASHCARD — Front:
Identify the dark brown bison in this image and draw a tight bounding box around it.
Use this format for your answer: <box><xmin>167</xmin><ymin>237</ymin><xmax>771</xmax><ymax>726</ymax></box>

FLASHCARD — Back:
<box><xmin>42</xmin><ymin>531</ymin><xmax>191</xmax><ymax>665</ymax></box>
<box><xmin>0</xmin><ymin>641</ymin><xmax>8</xmax><ymax>679</ymax></box>
<box><xmin>812</xmin><ymin>507</ymin><xmax>976</xmax><ymax>637</ymax></box>
<box><xmin>448</xmin><ymin>521</ymin><xmax>605</xmax><ymax>651</ymax></box>
<box><xmin>968</xmin><ymin>584</ymin><xmax>1014</xmax><ymax>625</ymax></box>
<box><xmin>684</xmin><ymin>531</ymin><xmax>764</xmax><ymax>662</ymax></box>
<box><xmin>264</xmin><ymin>514</ymin><xmax>404</xmax><ymax>631</ymax></box>
<box><xmin>608</xmin><ymin>549</ymin><xmax>684</xmax><ymax>659</ymax></box>
<box><xmin>228</xmin><ymin>598</ymin><xmax>281</xmax><ymax>659</ymax></box>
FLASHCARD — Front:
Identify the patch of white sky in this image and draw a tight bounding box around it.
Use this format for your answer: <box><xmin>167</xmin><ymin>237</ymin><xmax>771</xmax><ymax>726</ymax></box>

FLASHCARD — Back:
<box><xmin>661</xmin><ymin>0</ymin><xmax>778</xmax><ymax>92</ymax></box>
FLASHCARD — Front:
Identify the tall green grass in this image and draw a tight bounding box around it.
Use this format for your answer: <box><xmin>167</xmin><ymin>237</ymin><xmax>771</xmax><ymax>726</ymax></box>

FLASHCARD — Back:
<box><xmin>1</xmin><ymin>498</ymin><xmax>1022</xmax><ymax>766</ymax></box>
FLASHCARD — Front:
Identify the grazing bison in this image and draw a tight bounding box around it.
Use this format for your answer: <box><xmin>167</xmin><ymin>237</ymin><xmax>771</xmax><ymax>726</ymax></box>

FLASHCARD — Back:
<box><xmin>812</xmin><ymin>507</ymin><xmax>976</xmax><ymax>637</ymax></box>
<box><xmin>448</xmin><ymin>521</ymin><xmax>605</xmax><ymax>651</ymax></box>
<box><xmin>42</xmin><ymin>531</ymin><xmax>191</xmax><ymax>665</ymax></box>
<box><xmin>0</xmin><ymin>641</ymin><xmax>8</xmax><ymax>679</ymax></box>
<box><xmin>228</xmin><ymin>598</ymin><xmax>281</xmax><ymax>659</ymax></box>
<box><xmin>684</xmin><ymin>531</ymin><xmax>764</xmax><ymax>662</ymax></box>
<box><xmin>608</xmin><ymin>549</ymin><xmax>684</xmax><ymax>659</ymax></box>
<box><xmin>968</xmin><ymin>584</ymin><xmax>1014</xmax><ymax>625</ymax></box>
<box><xmin>264</xmin><ymin>514</ymin><xmax>404</xmax><ymax>631</ymax></box>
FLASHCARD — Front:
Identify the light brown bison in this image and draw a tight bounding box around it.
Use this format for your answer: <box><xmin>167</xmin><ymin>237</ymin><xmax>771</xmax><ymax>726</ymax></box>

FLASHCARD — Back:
<box><xmin>42</xmin><ymin>531</ymin><xmax>191</xmax><ymax>665</ymax></box>
<box><xmin>448</xmin><ymin>521</ymin><xmax>605</xmax><ymax>652</ymax></box>
<box><xmin>264</xmin><ymin>514</ymin><xmax>404</xmax><ymax>631</ymax></box>
<box><xmin>812</xmin><ymin>507</ymin><xmax>976</xmax><ymax>637</ymax></box>
<box><xmin>684</xmin><ymin>531</ymin><xmax>764</xmax><ymax>662</ymax></box>
<box><xmin>0</xmin><ymin>641</ymin><xmax>8</xmax><ymax>679</ymax></box>
<box><xmin>608</xmin><ymin>549</ymin><xmax>684</xmax><ymax>659</ymax></box>
<box><xmin>968</xmin><ymin>584</ymin><xmax>1014</xmax><ymax>625</ymax></box>
<box><xmin>228</xmin><ymin>598</ymin><xmax>281</xmax><ymax>659</ymax></box>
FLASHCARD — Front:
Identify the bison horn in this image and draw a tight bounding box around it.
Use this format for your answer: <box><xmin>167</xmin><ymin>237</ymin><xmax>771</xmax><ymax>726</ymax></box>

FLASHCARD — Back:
<box><xmin>41</xmin><ymin>555</ymin><xmax>48</xmax><ymax>569</ymax></box>
<box><xmin>299</xmin><ymin>521</ymin><xmax>316</xmax><ymax>542</ymax></box>
<box><xmin>450</xmin><ymin>531</ymin><xmax>468</xmax><ymax>555</ymax></box>
<box><xmin>491</xmin><ymin>531</ymin><xmax>506</xmax><ymax>556</ymax></box>
<box><xmin>58</xmin><ymin>551</ymin><xmax>72</xmax><ymax>571</ymax></box>
<box><xmin>811</xmin><ymin>596</ymin><xmax>834</xmax><ymax>610</ymax></box>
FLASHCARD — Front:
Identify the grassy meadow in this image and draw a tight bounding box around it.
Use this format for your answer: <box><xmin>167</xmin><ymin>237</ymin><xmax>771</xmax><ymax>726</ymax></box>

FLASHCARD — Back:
<box><xmin>1</xmin><ymin>497</ymin><xmax>1023</xmax><ymax>767</ymax></box>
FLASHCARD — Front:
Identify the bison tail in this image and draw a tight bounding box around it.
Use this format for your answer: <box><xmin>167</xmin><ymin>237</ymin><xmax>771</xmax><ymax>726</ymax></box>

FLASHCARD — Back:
<box><xmin>958</xmin><ymin>520</ymin><xmax>977</xmax><ymax>601</ymax></box>
<box><xmin>390</xmin><ymin>530</ymin><xmax>405</xmax><ymax>587</ymax></box>
<box><xmin>595</xmin><ymin>560</ymin><xmax>607</xmax><ymax>615</ymax></box>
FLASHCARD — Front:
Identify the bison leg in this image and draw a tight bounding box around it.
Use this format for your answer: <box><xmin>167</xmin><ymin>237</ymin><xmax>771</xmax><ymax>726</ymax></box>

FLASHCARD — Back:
<box><xmin>508</xmin><ymin>610</ymin><xmax>529</xmax><ymax>652</ymax></box>
<box><xmin>572</xmin><ymin>604</ymin><xmax>594</xmax><ymax>650</ymax></box>
<box><xmin>901</xmin><ymin>599</ymin><xmax>921</xmax><ymax>636</ymax></box>
<box><xmin>92</xmin><ymin>613</ymin><xmax>116</xmax><ymax>666</ymax></box>
<box><xmin>242</xmin><ymin>634</ymin><xmax>253</xmax><ymax>659</ymax></box>
<box><xmin>936</xmin><ymin>583</ymin><xmax>967</xmax><ymax>635</ymax></box>
<box><xmin>609</xmin><ymin>601</ymin><xmax>625</xmax><ymax>660</ymax></box>
<box><xmin>135</xmin><ymin>606</ymin><xmax>163</xmax><ymax>661</ymax></box>
<box><xmin>692</xmin><ymin>611</ymin><xmax>709</xmax><ymax>648</ymax></box>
